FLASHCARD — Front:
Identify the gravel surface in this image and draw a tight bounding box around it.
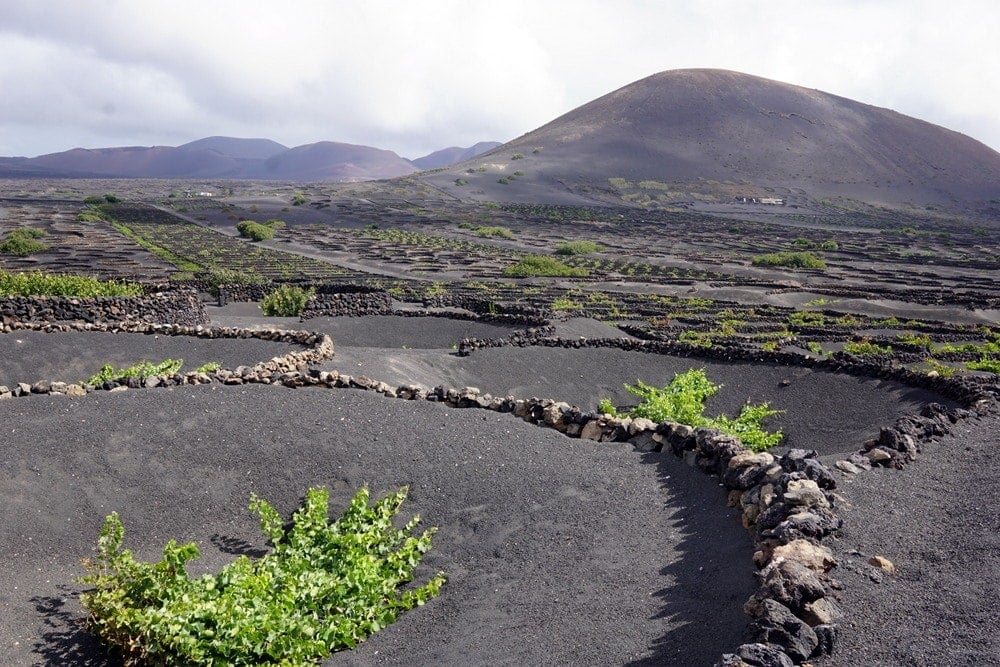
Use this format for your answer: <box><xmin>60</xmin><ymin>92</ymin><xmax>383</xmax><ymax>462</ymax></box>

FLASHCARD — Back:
<box><xmin>0</xmin><ymin>385</ymin><xmax>752</xmax><ymax>666</ymax></box>
<box><xmin>816</xmin><ymin>413</ymin><xmax>1000</xmax><ymax>666</ymax></box>
<box><xmin>2</xmin><ymin>313</ymin><xmax>988</xmax><ymax>666</ymax></box>
<box><xmin>0</xmin><ymin>329</ymin><xmax>300</xmax><ymax>387</ymax></box>
<box><xmin>323</xmin><ymin>345</ymin><xmax>949</xmax><ymax>457</ymax></box>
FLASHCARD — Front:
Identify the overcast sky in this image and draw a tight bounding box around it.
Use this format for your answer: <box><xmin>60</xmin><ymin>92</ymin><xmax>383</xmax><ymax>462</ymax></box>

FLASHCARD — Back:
<box><xmin>1</xmin><ymin>0</ymin><xmax>998</xmax><ymax>159</ymax></box>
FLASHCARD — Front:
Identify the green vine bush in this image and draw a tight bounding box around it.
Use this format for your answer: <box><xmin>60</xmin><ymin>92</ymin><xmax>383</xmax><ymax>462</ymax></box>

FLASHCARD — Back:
<box><xmin>0</xmin><ymin>270</ymin><xmax>142</xmax><ymax>297</ymax></box>
<box><xmin>0</xmin><ymin>227</ymin><xmax>49</xmax><ymax>255</ymax></box>
<box><xmin>79</xmin><ymin>486</ymin><xmax>445</xmax><ymax>665</ymax></box>
<box><xmin>751</xmin><ymin>251</ymin><xmax>827</xmax><ymax>269</ymax></box>
<box><xmin>236</xmin><ymin>220</ymin><xmax>283</xmax><ymax>242</ymax></box>
<box><xmin>261</xmin><ymin>284</ymin><xmax>315</xmax><ymax>316</ymax></box>
<box><xmin>86</xmin><ymin>359</ymin><xmax>185</xmax><ymax>386</ymax></box>
<box><xmin>502</xmin><ymin>255</ymin><xmax>589</xmax><ymax>278</ymax></box>
<box><xmin>614</xmin><ymin>369</ymin><xmax>783</xmax><ymax>451</ymax></box>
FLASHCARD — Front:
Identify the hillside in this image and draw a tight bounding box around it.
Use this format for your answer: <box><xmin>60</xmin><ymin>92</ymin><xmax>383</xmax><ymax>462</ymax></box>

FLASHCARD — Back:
<box><xmin>410</xmin><ymin>141</ymin><xmax>502</xmax><ymax>169</ymax></box>
<box><xmin>422</xmin><ymin>69</ymin><xmax>1000</xmax><ymax>207</ymax></box>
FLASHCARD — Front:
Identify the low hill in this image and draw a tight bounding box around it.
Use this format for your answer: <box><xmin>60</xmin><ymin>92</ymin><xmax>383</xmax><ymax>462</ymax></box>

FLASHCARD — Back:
<box><xmin>422</xmin><ymin>69</ymin><xmax>1000</xmax><ymax>207</ymax></box>
<box><xmin>177</xmin><ymin>136</ymin><xmax>288</xmax><ymax>160</ymax></box>
<box><xmin>256</xmin><ymin>141</ymin><xmax>416</xmax><ymax>181</ymax></box>
<box><xmin>1</xmin><ymin>137</ymin><xmax>416</xmax><ymax>182</ymax></box>
<box><xmin>410</xmin><ymin>141</ymin><xmax>502</xmax><ymax>170</ymax></box>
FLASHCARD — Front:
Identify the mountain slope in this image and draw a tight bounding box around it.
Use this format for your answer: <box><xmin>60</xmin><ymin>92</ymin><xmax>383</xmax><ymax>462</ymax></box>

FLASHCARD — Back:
<box><xmin>423</xmin><ymin>69</ymin><xmax>1000</xmax><ymax>206</ymax></box>
<box><xmin>256</xmin><ymin>141</ymin><xmax>416</xmax><ymax>181</ymax></box>
<box><xmin>4</xmin><ymin>138</ymin><xmax>416</xmax><ymax>181</ymax></box>
<box><xmin>411</xmin><ymin>141</ymin><xmax>502</xmax><ymax>169</ymax></box>
<box><xmin>177</xmin><ymin>136</ymin><xmax>288</xmax><ymax>160</ymax></box>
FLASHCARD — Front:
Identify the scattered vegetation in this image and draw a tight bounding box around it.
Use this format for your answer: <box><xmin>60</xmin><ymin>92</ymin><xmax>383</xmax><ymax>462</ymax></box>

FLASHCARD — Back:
<box><xmin>78</xmin><ymin>486</ymin><xmax>444</xmax><ymax>665</ymax></box>
<box><xmin>0</xmin><ymin>227</ymin><xmax>48</xmax><ymax>255</ymax></box>
<box><xmin>555</xmin><ymin>240</ymin><xmax>604</xmax><ymax>256</ymax></box>
<box><xmin>502</xmin><ymin>256</ymin><xmax>589</xmax><ymax>278</ymax></box>
<box><xmin>751</xmin><ymin>251</ymin><xmax>827</xmax><ymax>269</ymax></box>
<box><xmin>261</xmin><ymin>284</ymin><xmax>315</xmax><ymax>316</ymax></box>
<box><xmin>617</xmin><ymin>369</ymin><xmax>783</xmax><ymax>452</ymax></box>
<box><xmin>291</xmin><ymin>193</ymin><xmax>308</xmax><ymax>206</ymax></box>
<box><xmin>0</xmin><ymin>270</ymin><xmax>142</xmax><ymax>297</ymax></box>
<box><xmin>87</xmin><ymin>359</ymin><xmax>184</xmax><ymax>386</ymax></box>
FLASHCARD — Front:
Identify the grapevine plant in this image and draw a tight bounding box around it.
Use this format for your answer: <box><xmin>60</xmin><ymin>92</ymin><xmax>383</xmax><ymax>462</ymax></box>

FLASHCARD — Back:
<box><xmin>608</xmin><ymin>369</ymin><xmax>783</xmax><ymax>452</ymax></box>
<box><xmin>79</xmin><ymin>486</ymin><xmax>445</xmax><ymax>665</ymax></box>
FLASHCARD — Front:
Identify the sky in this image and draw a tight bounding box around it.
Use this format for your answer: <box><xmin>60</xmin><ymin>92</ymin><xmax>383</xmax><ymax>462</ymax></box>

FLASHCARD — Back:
<box><xmin>1</xmin><ymin>0</ymin><xmax>998</xmax><ymax>159</ymax></box>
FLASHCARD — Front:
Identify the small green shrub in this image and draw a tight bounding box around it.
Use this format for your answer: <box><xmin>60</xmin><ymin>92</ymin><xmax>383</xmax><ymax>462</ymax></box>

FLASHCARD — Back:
<box><xmin>261</xmin><ymin>284</ymin><xmax>315</xmax><ymax>316</ymax></box>
<box><xmin>193</xmin><ymin>361</ymin><xmax>221</xmax><ymax>374</ymax></box>
<box><xmin>550</xmin><ymin>296</ymin><xmax>582</xmax><ymax>311</ymax></box>
<box><xmin>0</xmin><ymin>227</ymin><xmax>49</xmax><ymax>255</ymax></box>
<box><xmin>597</xmin><ymin>398</ymin><xmax>619</xmax><ymax>416</ymax></box>
<box><xmin>819</xmin><ymin>240</ymin><xmax>839</xmax><ymax>250</ymax></box>
<box><xmin>87</xmin><ymin>359</ymin><xmax>184</xmax><ymax>386</ymax></box>
<box><xmin>842</xmin><ymin>340</ymin><xmax>892</xmax><ymax>356</ymax></box>
<box><xmin>503</xmin><ymin>256</ymin><xmax>589</xmax><ymax>278</ymax></box>
<box><xmin>751</xmin><ymin>251</ymin><xmax>826</xmax><ymax>269</ymax></box>
<box><xmin>0</xmin><ymin>270</ymin><xmax>141</xmax><ymax>297</ymax></box>
<box><xmin>510</xmin><ymin>153</ymin><xmax>524</xmax><ymax>160</ymax></box>
<box><xmin>966</xmin><ymin>356</ymin><xmax>1000</xmax><ymax>375</ymax></box>
<box><xmin>806</xmin><ymin>341</ymin><xmax>824</xmax><ymax>355</ymax></box>
<box><xmin>623</xmin><ymin>369</ymin><xmax>782</xmax><ymax>452</ymax></box>
<box><xmin>78</xmin><ymin>486</ymin><xmax>444</xmax><ymax>665</ymax></box>
<box><xmin>788</xmin><ymin>310</ymin><xmax>825</xmax><ymax>326</ymax></box>
<box><xmin>237</xmin><ymin>220</ymin><xmax>276</xmax><ymax>242</ymax></box>
<box><xmin>475</xmin><ymin>226</ymin><xmax>515</xmax><ymax>239</ymax></box>
<box><xmin>291</xmin><ymin>193</ymin><xmax>308</xmax><ymax>206</ymax></box>
<box><xmin>555</xmin><ymin>241</ymin><xmax>604</xmax><ymax>256</ymax></box>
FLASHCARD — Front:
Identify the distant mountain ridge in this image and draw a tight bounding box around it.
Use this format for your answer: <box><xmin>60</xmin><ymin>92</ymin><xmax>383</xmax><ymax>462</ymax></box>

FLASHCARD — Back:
<box><xmin>0</xmin><ymin>137</ymin><xmax>500</xmax><ymax>182</ymax></box>
<box><xmin>424</xmin><ymin>68</ymin><xmax>1000</xmax><ymax>206</ymax></box>
<box><xmin>410</xmin><ymin>142</ymin><xmax>502</xmax><ymax>169</ymax></box>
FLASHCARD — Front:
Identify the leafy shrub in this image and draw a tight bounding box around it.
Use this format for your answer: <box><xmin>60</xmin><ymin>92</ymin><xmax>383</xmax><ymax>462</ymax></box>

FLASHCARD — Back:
<box><xmin>0</xmin><ymin>227</ymin><xmax>49</xmax><ymax>255</ymax></box>
<box><xmin>622</xmin><ymin>369</ymin><xmax>783</xmax><ymax>451</ymax></box>
<box><xmin>502</xmin><ymin>256</ymin><xmax>589</xmax><ymax>278</ymax></box>
<box><xmin>597</xmin><ymin>398</ymin><xmax>619</xmax><ymax>416</ymax></box>
<box><xmin>474</xmin><ymin>225</ymin><xmax>515</xmax><ymax>239</ymax></box>
<box><xmin>751</xmin><ymin>251</ymin><xmax>827</xmax><ymax>269</ymax></box>
<box><xmin>792</xmin><ymin>237</ymin><xmax>814</xmax><ymax>248</ymax></box>
<box><xmin>193</xmin><ymin>361</ymin><xmax>221</xmax><ymax>374</ymax></box>
<box><xmin>84</xmin><ymin>195</ymin><xmax>106</xmax><ymax>207</ymax></box>
<box><xmin>819</xmin><ymin>240</ymin><xmax>839</xmax><ymax>250</ymax></box>
<box><xmin>87</xmin><ymin>359</ymin><xmax>184</xmax><ymax>386</ymax></box>
<box><xmin>510</xmin><ymin>153</ymin><xmax>524</xmax><ymax>160</ymax></box>
<box><xmin>806</xmin><ymin>341</ymin><xmax>824</xmax><ymax>355</ymax></box>
<box><xmin>678</xmin><ymin>330</ymin><xmax>713</xmax><ymax>347</ymax></box>
<box><xmin>291</xmin><ymin>193</ymin><xmax>308</xmax><ymax>206</ymax></box>
<box><xmin>842</xmin><ymin>339</ymin><xmax>892</xmax><ymax>356</ymax></box>
<box><xmin>78</xmin><ymin>486</ymin><xmax>444</xmax><ymax>665</ymax></box>
<box><xmin>787</xmin><ymin>310</ymin><xmax>825</xmax><ymax>326</ymax></box>
<box><xmin>966</xmin><ymin>356</ymin><xmax>1000</xmax><ymax>375</ymax></box>
<box><xmin>261</xmin><ymin>284</ymin><xmax>315</xmax><ymax>316</ymax></box>
<box><xmin>550</xmin><ymin>296</ymin><xmax>582</xmax><ymax>311</ymax></box>
<box><xmin>237</xmin><ymin>220</ymin><xmax>276</xmax><ymax>242</ymax></box>
<box><xmin>555</xmin><ymin>240</ymin><xmax>603</xmax><ymax>256</ymax></box>
<box><xmin>0</xmin><ymin>270</ymin><xmax>142</xmax><ymax>297</ymax></box>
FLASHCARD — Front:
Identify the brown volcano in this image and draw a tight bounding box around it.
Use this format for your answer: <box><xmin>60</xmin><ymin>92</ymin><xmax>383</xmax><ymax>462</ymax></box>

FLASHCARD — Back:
<box><xmin>425</xmin><ymin>68</ymin><xmax>1000</xmax><ymax>206</ymax></box>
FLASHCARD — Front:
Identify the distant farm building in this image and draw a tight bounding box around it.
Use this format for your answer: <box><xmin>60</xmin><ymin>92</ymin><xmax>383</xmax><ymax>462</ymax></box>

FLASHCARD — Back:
<box><xmin>736</xmin><ymin>196</ymin><xmax>784</xmax><ymax>205</ymax></box>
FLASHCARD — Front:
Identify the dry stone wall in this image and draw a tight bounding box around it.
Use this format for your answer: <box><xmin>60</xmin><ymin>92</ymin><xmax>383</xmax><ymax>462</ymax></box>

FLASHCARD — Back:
<box><xmin>0</xmin><ymin>289</ymin><xmax>206</xmax><ymax>326</ymax></box>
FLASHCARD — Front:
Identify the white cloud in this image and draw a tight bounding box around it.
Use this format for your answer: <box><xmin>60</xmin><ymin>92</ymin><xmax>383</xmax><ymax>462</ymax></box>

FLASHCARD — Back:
<box><xmin>0</xmin><ymin>0</ymin><xmax>997</xmax><ymax>157</ymax></box>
